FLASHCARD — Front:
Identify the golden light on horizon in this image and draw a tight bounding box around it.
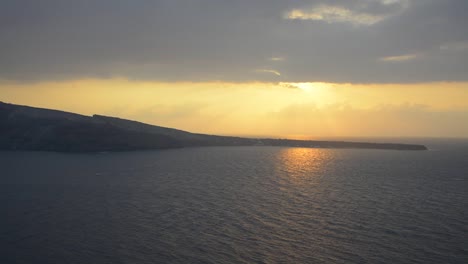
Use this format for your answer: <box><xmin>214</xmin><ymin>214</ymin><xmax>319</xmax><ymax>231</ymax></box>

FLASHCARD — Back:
<box><xmin>288</xmin><ymin>82</ymin><xmax>333</xmax><ymax>101</ymax></box>
<box><xmin>294</xmin><ymin>83</ymin><xmax>314</xmax><ymax>92</ymax></box>
<box><xmin>0</xmin><ymin>79</ymin><xmax>467</xmax><ymax>138</ymax></box>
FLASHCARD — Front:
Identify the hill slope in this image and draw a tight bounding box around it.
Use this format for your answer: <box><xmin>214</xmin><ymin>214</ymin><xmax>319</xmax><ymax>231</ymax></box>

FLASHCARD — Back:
<box><xmin>0</xmin><ymin>102</ymin><xmax>427</xmax><ymax>152</ymax></box>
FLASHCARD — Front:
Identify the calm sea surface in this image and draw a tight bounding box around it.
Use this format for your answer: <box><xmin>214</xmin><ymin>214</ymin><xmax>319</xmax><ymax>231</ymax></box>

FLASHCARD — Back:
<box><xmin>1</xmin><ymin>139</ymin><xmax>467</xmax><ymax>263</ymax></box>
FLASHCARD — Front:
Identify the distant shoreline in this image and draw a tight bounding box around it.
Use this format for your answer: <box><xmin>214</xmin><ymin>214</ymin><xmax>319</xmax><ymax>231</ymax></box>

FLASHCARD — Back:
<box><xmin>0</xmin><ymin>102</ymin><xmax>428</xmax><ymax>152</ymax></box>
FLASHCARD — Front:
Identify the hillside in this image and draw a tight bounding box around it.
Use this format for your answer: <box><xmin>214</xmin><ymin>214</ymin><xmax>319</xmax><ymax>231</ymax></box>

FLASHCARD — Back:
<box><xmin>0</xmin><ymin>102</ymin><xmax>428</xmax><ymax>152</ymax></box>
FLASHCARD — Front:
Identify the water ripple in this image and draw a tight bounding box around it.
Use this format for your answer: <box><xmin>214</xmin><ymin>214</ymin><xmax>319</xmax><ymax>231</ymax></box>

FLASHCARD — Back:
<box><xmin>1</xmin><ymin>145</ymin><xmax>467</xmax><ymax>263</ymax></box>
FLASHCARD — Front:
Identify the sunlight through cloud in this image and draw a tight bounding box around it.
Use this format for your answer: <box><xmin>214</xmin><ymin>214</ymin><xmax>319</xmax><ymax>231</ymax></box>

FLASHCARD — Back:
<box><xmin>284</xmin><ymin>6</ymin><xmax>386</xmax><ymax>26</ymax></box>
<box><xmin>284</xmin><ymin>0</ymin><xmax>409</xmax><ymax>26</ymax></box>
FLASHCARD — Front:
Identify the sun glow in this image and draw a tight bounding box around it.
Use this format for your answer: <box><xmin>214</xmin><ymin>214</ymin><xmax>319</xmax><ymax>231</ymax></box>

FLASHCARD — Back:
<box><xmin>1</xmin><ymin>79</ymin><xmax>467</xmax><ymax>138</ymax></box>
<box><xmin>295</xmin><ymin>83</ymin><xmax>314</xmax><ymax>92</ymax></box>
<box><xmin>280</xmin><ymin>82</ymin><xmax>335</xmax><ymax>105</ymax></box>
<box><xmin>293</xmin><ymin>82</ymin><xmax>330</xmax><ymax>92</ymax></box>
<box><xmin>276</xmin><ymin>148</ymin><xmax>334</xmax><ymax>184</ymax></box>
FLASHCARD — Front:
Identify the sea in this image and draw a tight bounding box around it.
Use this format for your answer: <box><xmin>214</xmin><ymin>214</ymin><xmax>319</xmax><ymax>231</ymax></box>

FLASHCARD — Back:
<box><xmin>1</xmin><ymin>138</ymin><xmax>467</xmax><ymax>263</ymax></box>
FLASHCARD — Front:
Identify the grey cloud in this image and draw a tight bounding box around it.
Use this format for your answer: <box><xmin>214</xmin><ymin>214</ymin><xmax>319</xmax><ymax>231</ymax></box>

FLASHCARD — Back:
<box><xmin>0</xmin><ymin>0</ymin><xmax>467</xmax><ymax>83</ymax></box>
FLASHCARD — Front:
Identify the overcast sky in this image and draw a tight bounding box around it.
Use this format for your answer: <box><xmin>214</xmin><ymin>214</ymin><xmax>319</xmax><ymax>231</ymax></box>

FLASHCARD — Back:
<box><xmin>1</xmin><ymin>0</ymin><xmax>467</xmax><ymax>83</ymax></box>
<box><xmin>1</xmin><ymin>0</ymin><xmax>467</xmax><ymax>137</ymax></box>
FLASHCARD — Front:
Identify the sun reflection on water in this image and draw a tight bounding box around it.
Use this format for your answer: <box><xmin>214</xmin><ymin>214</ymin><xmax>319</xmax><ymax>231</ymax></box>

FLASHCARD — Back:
<box><xmin>276</xmin><ymin>148</ymin><xmax>335</xmax><ymax>185</ymax></box>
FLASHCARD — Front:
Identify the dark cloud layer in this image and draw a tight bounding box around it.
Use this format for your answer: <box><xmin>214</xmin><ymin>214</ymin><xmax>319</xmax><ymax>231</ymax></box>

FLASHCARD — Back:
<box><xmin>0</xmin><ymin>0</ymin><xmax>467</xmax><ymax>83</ymax></box>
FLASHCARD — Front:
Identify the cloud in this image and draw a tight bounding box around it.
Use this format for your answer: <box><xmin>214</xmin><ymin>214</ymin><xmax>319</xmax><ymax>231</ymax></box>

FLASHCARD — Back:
<box><xmin>278</xmin><ymin>82</ymin><xmax>300</xmax><ymax>89</ymax></box>
<box><xmin>283</xmin><ymin>0</ymin><xmax>409</xmax><ymax>26</ymax></box>
<box><xmin>284</xmin><ymin>6</ymin><xmax>386</xmax><ymax>26</ymax></box>
<box><xmin>0</xmin><ymin>0</ymin><xmax>467</xmax><ymax>83</ymax></box>
<box><xmin>269</xmin><ymin>57</ymin><xmax>285</xmax><ymax>62</ymax></box>
<box><xmin>440</xmin><ymin>41</ymin><xmax>468</xmax><ymax>52</ymax></box>
<box><xmin>379</xmin><ymin>53</ymin><xmax>419</xmax><ymax>62</ymax></box>
<box><xmin>255</xmin><ymin>69</ymin><xmax>282</xmax><ymax>76</ymax></box>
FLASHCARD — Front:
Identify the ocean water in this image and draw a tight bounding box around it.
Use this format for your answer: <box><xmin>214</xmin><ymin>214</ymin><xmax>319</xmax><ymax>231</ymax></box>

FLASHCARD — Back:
<box><xmin>1</xmin><ymin>139</ymin><xmax>467</xmax><ymax>263</ymax></box>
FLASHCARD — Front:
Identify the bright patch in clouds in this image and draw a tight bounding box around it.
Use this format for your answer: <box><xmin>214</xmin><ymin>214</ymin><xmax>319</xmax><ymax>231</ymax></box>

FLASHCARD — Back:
<box><xmin>284</xmin><ymin>0</ymin><xmax>408</xmax><ymax>26</ymax></box>
<box><xmin>269</xmin><ymin>57</ymin><xmax>285</xmax><ymax>62</ymax></box>
<box><xmin>380</xmin><ymin>53</ymin><xmax>419</xmax><ymax>62</ymax></box>
<box><xmin>282</xmin><ymin>82</ymin><xmax>331</xmax><ymax>94</ymax></box>
<box><xmin>285</xmin><ymin>5</ymin><xmax>386</xmax><ymax>26</ymax></box>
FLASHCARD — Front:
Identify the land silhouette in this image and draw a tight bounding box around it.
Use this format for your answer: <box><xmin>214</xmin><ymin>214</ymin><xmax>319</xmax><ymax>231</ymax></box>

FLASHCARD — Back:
<box><xmin>0</xmin><ymin>102</ymin><xmax>427</xmax><ymax>152</ymax></box>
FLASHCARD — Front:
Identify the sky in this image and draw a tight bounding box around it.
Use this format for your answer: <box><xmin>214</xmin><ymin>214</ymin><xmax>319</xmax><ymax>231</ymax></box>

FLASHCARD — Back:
<box><xmin>1</xmin><ymin>0</ymin><xmax>467</xmax><ymax>138</ymax></box>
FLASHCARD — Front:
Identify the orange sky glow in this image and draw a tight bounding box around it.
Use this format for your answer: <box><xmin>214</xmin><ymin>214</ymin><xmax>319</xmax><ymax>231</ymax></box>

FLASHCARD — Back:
<box><xmin>1</xmin><ymin>79</ymin><xmax>467</xmax><ymax>138</ymax></box>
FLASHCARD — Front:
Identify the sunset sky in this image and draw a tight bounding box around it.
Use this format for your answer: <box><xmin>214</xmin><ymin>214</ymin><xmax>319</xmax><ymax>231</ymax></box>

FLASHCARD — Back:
<box><xmin>1</xmin><ymin>0</ymin><xmax>467</xmax><ymax>138</ymax></box>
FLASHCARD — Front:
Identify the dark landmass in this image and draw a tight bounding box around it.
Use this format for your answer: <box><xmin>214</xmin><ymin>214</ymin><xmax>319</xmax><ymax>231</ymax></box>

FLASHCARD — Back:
<box><xmin>0</xmin><ymin>102</ymin><xmax>428</xmax><ymax>152</ymax></box>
